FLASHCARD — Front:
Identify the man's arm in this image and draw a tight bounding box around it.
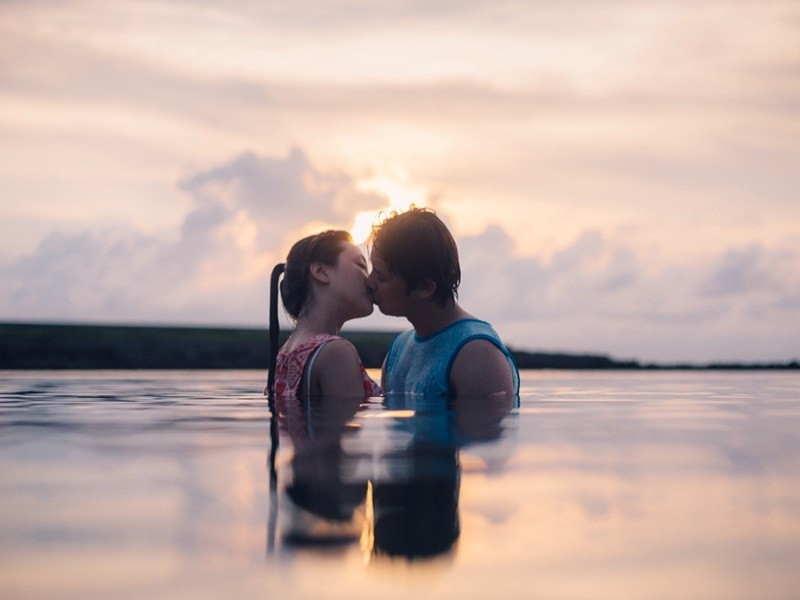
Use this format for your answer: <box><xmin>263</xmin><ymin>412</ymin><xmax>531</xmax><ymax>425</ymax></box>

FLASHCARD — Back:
<box><xmin>449</xmin><ymin>339</ymin><xmax>515</xmax><ymax>398</ymax></box>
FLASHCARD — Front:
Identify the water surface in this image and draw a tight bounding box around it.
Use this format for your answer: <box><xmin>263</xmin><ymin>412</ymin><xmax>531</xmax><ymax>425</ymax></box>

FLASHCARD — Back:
<box><xmin>1</xmin><ymin>370</ymin><xmax>799</xmax><ymax>599</ymax></box>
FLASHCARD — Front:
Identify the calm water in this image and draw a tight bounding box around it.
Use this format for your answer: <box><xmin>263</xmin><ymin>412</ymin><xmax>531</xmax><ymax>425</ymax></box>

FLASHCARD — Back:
<box><xmin>2</xmin><ymin>370</ymin><xmax>800</xmax><ymax>599</ymax></box>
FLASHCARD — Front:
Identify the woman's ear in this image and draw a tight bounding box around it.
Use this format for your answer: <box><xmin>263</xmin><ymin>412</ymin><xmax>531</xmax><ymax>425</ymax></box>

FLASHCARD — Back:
<box><xmin>309</xmin><ymin>262</ymin><xmax>330</xmax><ymax>284</ymax></box>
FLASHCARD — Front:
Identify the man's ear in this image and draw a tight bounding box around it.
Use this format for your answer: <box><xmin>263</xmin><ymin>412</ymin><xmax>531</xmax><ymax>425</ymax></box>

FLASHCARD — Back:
<box><xmin>414</xmin><ymin>279</ymin><xmax>437</xmax><ymax>302</ymax></box>
<box><xmin>309</xmin><ymin>262</ymin><xmax>330</xmax><ymax>284</ymax></box>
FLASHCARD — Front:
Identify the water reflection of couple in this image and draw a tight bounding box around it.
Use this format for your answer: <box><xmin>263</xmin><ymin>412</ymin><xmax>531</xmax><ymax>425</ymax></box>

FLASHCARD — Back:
<box><xmin>276</xmin><ymin>390</ymin><xmax>514</xmax><ymax>559</ymax></box>
<box><xmin>266</xmin><ymin>206</ymin><xmax>519</xmax><ymax>559</ymax></box>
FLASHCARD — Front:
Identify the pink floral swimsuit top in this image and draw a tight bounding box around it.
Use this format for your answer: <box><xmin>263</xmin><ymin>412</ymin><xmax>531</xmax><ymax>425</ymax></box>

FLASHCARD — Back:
<box><xmin>274</xmin><ymin>333</ymin><xmax>382</xmax><ymax>398</ymax></box>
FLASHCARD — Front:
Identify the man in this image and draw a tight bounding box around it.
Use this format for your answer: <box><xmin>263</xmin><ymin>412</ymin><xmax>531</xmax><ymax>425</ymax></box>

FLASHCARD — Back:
<box><xmin>367</xmin><ymin>207</ymin><xmax>519</xmax><ymax>397</ymax></box>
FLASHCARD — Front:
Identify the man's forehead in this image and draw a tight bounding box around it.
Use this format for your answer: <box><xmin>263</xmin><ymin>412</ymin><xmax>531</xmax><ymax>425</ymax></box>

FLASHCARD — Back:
<box><xmin>370</xmin><ymin>250</ymin><xmax>388</xmax><ymax>267</ymax></box>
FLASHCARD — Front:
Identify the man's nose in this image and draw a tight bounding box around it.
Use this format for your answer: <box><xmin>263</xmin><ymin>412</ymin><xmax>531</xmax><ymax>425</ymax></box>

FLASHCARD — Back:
<box><xmin>366</xmin><ymin>274</ymin><xmax>376</xmax><ymax>290</ymax></box>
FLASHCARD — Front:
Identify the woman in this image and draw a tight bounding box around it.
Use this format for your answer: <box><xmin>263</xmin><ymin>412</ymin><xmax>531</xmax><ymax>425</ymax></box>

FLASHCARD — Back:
<box><xmin>267</xmin><ymin>230</ymin><xmax>381</xmax><ymax>399</ymax></box>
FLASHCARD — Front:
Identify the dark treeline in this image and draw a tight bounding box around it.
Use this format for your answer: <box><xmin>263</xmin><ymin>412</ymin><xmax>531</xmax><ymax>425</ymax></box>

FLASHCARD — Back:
<box><xmin>1</xmin><ymin>323</ymin><xmax>798</xmax><ymax>371</ymax></box>
<box><xmin>0</xmin><ymin>323</ymin><xmax>392</xmax><ymax>370</ymax></box>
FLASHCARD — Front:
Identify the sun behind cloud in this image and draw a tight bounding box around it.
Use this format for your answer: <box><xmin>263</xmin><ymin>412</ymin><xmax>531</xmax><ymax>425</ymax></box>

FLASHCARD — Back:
<box><xmin>349</xmin><ymin>211</ymin><xmax>380</xmax><ymax>245</ymax></box>
<box><xmin>348</xmin><ymin>170</ymin><xmax>427</xmax><ymax>244</ymax></box>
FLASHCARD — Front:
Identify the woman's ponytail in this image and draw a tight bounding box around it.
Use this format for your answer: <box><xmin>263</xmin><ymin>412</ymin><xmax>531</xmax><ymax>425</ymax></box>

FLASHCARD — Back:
<box><xmin>265</xmin><ymin>262</ymin><xmax>285</xmax><ymax>407</ymax></box>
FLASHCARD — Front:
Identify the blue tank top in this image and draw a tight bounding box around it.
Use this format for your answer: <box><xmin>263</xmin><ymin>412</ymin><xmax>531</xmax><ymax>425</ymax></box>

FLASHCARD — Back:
<box><xmin>384</xmin><ymin>319</ymin><xmax>520</xmax><ymax>397</ymax></box>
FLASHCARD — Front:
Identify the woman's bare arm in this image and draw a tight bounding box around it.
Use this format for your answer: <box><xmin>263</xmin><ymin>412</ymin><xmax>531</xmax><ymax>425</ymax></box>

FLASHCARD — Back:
<box><xmin>309</xmin><ymin>338</ymin><xmax>369</xmax><ymax>397</ymax></box>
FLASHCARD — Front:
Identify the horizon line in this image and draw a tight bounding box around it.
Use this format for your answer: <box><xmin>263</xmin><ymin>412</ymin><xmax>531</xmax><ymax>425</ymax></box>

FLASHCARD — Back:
<box><xmin>2</xmin><ymin>320</ymin><xmax>798</xmax><ymax>367</ymax></box>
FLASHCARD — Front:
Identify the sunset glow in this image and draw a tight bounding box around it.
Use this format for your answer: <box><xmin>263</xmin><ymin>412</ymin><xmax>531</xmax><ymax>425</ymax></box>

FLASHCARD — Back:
<box><xmin>1</xmin><ymin>1</ymin><xmax>798</xmax><ymax>362</ymax></box>
<box><xmin>349</xmin><ymin>211</ymin><xmax>379</xmax><ymax>246</ymax></box>
<box><xmin>349</xmin><ymin>171</ymin><xmax>427</xmax><ymax>244</ymax></box>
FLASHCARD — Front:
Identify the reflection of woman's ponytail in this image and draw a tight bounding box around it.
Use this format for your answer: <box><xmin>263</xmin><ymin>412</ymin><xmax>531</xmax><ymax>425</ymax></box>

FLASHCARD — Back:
<box><xmin>266</xmin><ymin>262</ymin><xmax>285</xmax><ymax>405</ymax></box>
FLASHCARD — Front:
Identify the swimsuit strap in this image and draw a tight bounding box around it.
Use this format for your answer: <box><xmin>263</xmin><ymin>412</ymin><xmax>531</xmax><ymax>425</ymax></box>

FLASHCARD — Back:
<box><xmin>302</xmin><ymin>339</ymin><xmax>331</xmax><ymax>400</ymax></box>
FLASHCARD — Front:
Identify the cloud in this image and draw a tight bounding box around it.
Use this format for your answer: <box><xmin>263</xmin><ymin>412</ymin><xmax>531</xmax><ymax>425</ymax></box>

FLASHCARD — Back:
<box><xmin>0</xmin><ymin>148</ymin><xmax>388</xmax><ymax>324</ymax></box>
<box><xmin>178</xmin><ymin>148</ymin><xmax>383</xmax><ymax>232</ymax></box>
<box><xmin>1</xmin><ymin>228</ymin><xmax>172</xmax><ymax>322</ymax></box>
<box><xmin>455</xmin><ymin>224</ymin><xmax>800</xmax><ymax>362</ymax></box>
<box><xmin>2</xmin><ymin>1</ymin><xmax>799</xmax><ymax>363</ymax></box>
<box><xmin>3</xmin><ymin>166</ymin><xmax>799</xmax><ymax>363</ymax></box>
<box><xmin>698</xmin><ymin>244</ymin><xmax>779</xmax><ymax>297</ymax></box>
<box><xmin>458</xmin><ymin>227</ymin><xmax>642</xmax><ymax>321</ymax></box>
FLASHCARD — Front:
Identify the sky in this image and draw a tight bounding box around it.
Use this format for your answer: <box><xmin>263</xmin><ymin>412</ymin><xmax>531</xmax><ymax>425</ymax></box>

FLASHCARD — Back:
<box><xmin>1</xmin><ymin>0</ymin><xmax>799</xmax><ymax>363</ymax></box>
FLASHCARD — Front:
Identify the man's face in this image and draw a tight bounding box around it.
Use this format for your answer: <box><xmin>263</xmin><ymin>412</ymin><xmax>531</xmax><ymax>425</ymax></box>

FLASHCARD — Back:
<box><xmin>367</xmin><ymin>251</ymin><xmax>411</xmax><ymax>317</ymax></box>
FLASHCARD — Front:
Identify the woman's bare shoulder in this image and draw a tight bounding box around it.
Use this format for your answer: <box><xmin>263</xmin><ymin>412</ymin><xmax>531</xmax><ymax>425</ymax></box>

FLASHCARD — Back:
<box><xmin>313</xmin><ymin>337</ymin><xmax>362</xmax><ymax>370</ymax></box>
<box><xmin>311</xmin><ymin>337</ymin><xmax>366</xmax><ymax>396</ymax></box>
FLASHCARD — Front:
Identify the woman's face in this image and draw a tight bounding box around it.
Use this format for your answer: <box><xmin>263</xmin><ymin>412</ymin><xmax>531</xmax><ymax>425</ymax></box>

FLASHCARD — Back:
<box><xmin>329</xmin><ymin>243</ymin><xmax>374</xmax><ymax>319</ymax></box>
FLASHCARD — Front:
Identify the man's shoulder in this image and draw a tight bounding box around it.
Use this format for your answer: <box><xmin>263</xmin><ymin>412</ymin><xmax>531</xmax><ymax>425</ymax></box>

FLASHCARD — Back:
<box><xmin>450</xmin><ymin>338</ymin><xmax>517</xmax><ymax>397</ymax></box>
<box><xmin>444</xmin><ymin>318</ymin><xmax>502</xmax><ymax>344</ymax></box>
<box><xmin>454</xmin><ymin>337</ymin><xmax>509</xmax><ymax>361</ymax></box>
<box><xmin>392</xmin><ymin>328</ymin><xmax>416</xmax><ymax>346</ymax></box>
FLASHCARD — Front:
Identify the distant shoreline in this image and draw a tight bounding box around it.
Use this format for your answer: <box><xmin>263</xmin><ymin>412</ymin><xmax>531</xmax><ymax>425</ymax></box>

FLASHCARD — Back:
<box><xmin>1</xmin><ymin>322</ymin><xmax>798</xmax><ymax>371</ymax></box>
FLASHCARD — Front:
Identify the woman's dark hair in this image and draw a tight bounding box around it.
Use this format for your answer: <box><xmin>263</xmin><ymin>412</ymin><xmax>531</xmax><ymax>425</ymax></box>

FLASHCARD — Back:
<box><xmin>266</xmin><ymin>230</ymin><xmax>351</xmax><ymax>401</ymax></box>
<box><xmin>370</xmin><ymin>207</ymin><xmax>460</xmax><ymax>307</ymax></box>
<box><xmin>280</xmin><ymin>229</ymin><xmax>352</xmax><ymax>319</ymax></box>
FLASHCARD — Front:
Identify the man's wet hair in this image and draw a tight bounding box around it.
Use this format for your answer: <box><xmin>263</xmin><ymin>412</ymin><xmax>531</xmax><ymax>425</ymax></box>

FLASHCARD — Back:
<box><xmin>370</xmin><ymin>206</ymin><xmax>460</xmax><ymax>307</ymax></box>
